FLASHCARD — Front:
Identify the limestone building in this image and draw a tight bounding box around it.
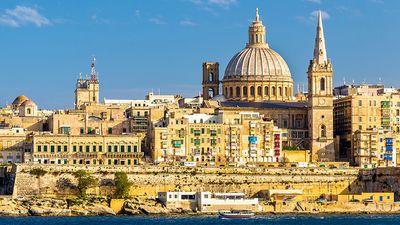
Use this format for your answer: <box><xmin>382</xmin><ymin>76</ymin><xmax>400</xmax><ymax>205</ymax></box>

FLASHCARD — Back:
<box><xmin>26</xmin><ymin>133</ymin><xmax>144</xmax><ymax>165</ymax></box>
<box><xmin>149</xmin><ymin>107</ymin><xmax>283</xmax><ymax>164</ymax></box>
<box><xmin>75</xmin><ymin>57</ymin><xmax>100</xmax><ymax>109</ymax></box>
<box><xmin>201</xmin><ymin>9</ymin><xmax>335</xmax><ymax>162</ymax></box>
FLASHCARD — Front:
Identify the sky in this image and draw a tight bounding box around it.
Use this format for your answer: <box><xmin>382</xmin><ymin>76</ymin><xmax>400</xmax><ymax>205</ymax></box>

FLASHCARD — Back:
<box><xmin>0</xmin><ymin>0</ymin><xmax>399</xmax><ymax>109</ymax></box>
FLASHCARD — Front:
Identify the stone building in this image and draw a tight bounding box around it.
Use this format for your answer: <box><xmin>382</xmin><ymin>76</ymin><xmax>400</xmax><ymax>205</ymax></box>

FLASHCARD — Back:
<box><xmin>26</xmin><ymin>133</ymin><xmax>144</xmax><ymax>165</ymax></box>
<box><xmin>149</xmin><ymin>106</ymin><xmax>283</xmax><ymax>164</ymax></box>
<box><xmin>353</xmin><ymin>130</ymin><xmax>398</xmax><ymax>168</ymax></box>
<box><xmin>201</xmin><ymin>9</ymin><xmax>334</xmax><ymax>162</ymax></box>
<box><xmin>0</xmin><ymin>128</ymin><xmax>27</xmax><ymax>163</ymax></box>
<box><xmin>75</xmin><ymin>57</ymin><xmax>100</xmax><ymax>109</ymax></box>
<box><xmin>334</xmin><ymin>87</ymin><xmax>400</xmax><ymax>164</ymax></box>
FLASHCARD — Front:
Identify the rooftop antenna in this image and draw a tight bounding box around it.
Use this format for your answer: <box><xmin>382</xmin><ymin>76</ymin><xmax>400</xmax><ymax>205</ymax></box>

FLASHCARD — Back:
<box><xmin>79</xmin><ymin>72</ymin><xmax>82</xmax><ymax>80</ymax></box>
<box><xmin>343</xmin><ymin>77</ymin><xmax>346</xmax><ymax>85</ymax></box>
<box><xmin>378</xmin><ymin>77</ymin><xmax>382</xmax><ymax>84</ymax></box>
<box><xmin>90</xmin><ymin>55</ymin><xmax>97</xmax><ymax>81</ymax></box>
<box><xmin>302</xmin><ymin>83</ymin><xmax>305</xmax><ymax>93</ymax></box>
<box><xmin>297</xmin><ymin>83</ymin><xmax>300</xmax><ymax>93</ymax></box>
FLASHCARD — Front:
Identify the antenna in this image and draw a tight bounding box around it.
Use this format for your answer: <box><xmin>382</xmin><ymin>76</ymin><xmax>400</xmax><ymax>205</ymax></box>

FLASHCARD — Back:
<box><xmin>90</xmin><ymin>55</ymin><xmax>97</xmax><ymax>81</ymax></box>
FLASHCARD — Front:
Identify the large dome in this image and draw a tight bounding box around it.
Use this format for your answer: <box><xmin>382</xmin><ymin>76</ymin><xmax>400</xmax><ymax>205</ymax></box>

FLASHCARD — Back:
<box><xmin>221</xmin><ymin>8</ymin><xmax>293</xmax><ymax>102</ymax></box>
<box><xmin>224</xmin><ymin>47</ymin><xmax>291</xmax><ymax>79</ymax></box>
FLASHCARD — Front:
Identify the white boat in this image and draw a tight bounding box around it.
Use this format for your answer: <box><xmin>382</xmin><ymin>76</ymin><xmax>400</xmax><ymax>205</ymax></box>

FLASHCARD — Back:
<box><xmin>218</xmin><ymin>210</ymin><xmax>255</xmax><ymax>219</ymax></box>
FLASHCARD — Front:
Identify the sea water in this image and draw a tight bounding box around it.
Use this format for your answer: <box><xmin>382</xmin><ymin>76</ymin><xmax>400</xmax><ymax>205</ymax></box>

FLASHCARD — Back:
<box><xmin>0</xmin><ymin>215</ymin><xmax>398</xmax><ymax>225</ymax></box>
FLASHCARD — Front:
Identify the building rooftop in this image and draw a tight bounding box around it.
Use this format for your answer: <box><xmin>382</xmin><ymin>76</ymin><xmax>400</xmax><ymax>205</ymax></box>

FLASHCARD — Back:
<box><xmin>220</xmin><ymin>101</ymin><xmax>308</xmax><ymax>109</ymax></box>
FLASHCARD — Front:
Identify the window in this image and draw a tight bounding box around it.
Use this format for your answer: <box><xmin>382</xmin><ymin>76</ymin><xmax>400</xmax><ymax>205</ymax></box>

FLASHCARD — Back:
<box><xmin>208</xmin><ymin>88</ymin><xmax>214</xmax><ymax>98</ymax></box>
<box><xmin>320</xmin><ymin>78</ymin><xmax>325</xmax><ymax>91</ymax></box>
<box><xmin>86</xmin><ymin>146</ymin><xmax>90</xmax><ymax>152</ymax></box>
<box><xmin>264</xmin><ymin>86</ymin><xmax>269</xmax><ymax>96</ymax></box>
<box><xmin>79</xmin><ymin>146</ymin><xmax>83</xmax><ymax>152</ymax></box>
<box><xmin>272</xmin><ymin>87</ymin><xmax>276</xmax><ymax>96</ymax></box>
<box><xmin>43</xmin><ymin>146</ymin><xmax>48</xmax><ymax>152</ymax></box>
<box><xmin>250</xmin><ymin>86</ymin><xmax>255</xmax><ymax>96</ymax></box>
<box><xmin>358</xmin><ymin>100</ymin><xmax>362</xmax><ymax>107</ymax></box>
<box><xmin>114</xmin><ymin>146</ymin><xmax>118</xmax><ymax>152</ymax></box>
<box><xmin>80</xmin><ymin>128</ymin><xmax>84</xmax><ymax>134</ymax></box>
<box><xmin>278</xmin><ymin>87</ymin><xmax>282</xmax><ymax>96</ymax></box>
<box><xmin>320</xmin><ymin>125</ymin><xmax>326</xmax><ymax>138</ymax></box>
<box><xmin>121</xmin><ymin>145</ymin><xmax>125</xmax><ymax>152</ymax></box>
<box><xmin>37</xmin><ymin>145</ymin><xmax>42</xmax><ymax>152</ymax></box>
<box><xmin>209</xmin><ymin>72</ymin><xmax>214</xmax><ymax>82</ymax></box>
<box><xmin>64</xmin><ymin>145</ymin><xmax>67</xmax><ymax>152</ymax></box>
<box><xmin>57</xmin><ymin>146</ymin><xmax>61</xmax><ymax>152</ymax></box>
<box><xmin>73</xmin><ymin>146</ymin><xmax>77</xmax><ymax>152</ymax></box>
<box><xmin>50</xmin><ymin>146</ymin><xmax>55</xmax><ymax>153</ymax></box>
<box><xmin>108</xmin><ymin>146</ymin><xmax>112</xmax><ymax>152</ymax></box>
<box><xmin>99</xmin><ymin>146</ymin><xmax>102</xmax><ymax>152</ymax></box>
<box><xmin>257</xmin><ymin>86</ymin><xmax>262</xmax><ymax>96</ymax></box>
<box><xmin>134</xmin><ymin>146</ymin><xmax>138</xmax><ymax>152</ymax></box>
<box><xmin>93</xmin><ymin>146</ymin><xmax>97</xmax><ymax>152</ymax></box>
<box><xmin>27</xmin><ymin>108</ymin><xmax>31</xmax><ymax>114</ymax></box>
<box><xmin>236</xmin><ymin>87</ymin><xmax>240</xmax><ymax>97</ymax></box>
<box><xmin>108</xmin><ymin>128</ymin><xmax>113</xmax><ymax>134</ymax></box>
<box><xmin>128</xmin><ymin>146</ymin><xmax>131</xmax><ymax>152</ymax></box>
<box><xmin>229</xmin><ymin>87</ymin><xmax>233</xmax><ymax>98</ymax></box>
<box><xmin>243</xmin><ymin>87</ymin><xmax>248</xmax><ymax>96</ymax></box>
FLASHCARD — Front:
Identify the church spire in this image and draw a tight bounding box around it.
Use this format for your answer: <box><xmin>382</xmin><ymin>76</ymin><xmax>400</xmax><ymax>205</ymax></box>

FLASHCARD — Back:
<box><xmin>313</xmin><ymin>11</ymin><xmax>327</xmax><ymax>65</ymax></box>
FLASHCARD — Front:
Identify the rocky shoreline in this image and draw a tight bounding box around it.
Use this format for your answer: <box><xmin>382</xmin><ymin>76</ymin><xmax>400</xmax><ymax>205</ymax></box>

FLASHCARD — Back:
<box><xmin>1</xmin><ymin>197</ymin><xmax>400</xmax><ymax>217</ymax></box>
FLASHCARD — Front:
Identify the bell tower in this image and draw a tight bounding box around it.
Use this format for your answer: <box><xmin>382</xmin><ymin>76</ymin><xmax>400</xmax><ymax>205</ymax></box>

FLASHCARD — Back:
<box><xmin>307</xmin><ymin>11</ymin><xmax>334</xmax><ymax>162</ymax></box>
<box><xmin>202</xmin><ymin>62</ymin><xmax>219</xmax><ymax>100</ymax></box>
<box><xmin>75</xmin><ymin>57</ymin><xmax>100</xmax><ymax>109</ymax></box>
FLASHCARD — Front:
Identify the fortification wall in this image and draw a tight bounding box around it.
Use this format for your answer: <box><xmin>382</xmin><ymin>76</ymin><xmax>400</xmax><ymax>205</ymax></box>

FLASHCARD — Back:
<box><xmin>13</xmin><ymin>164</ymin><xmax>365</xmax><ymax>199</ymax></box>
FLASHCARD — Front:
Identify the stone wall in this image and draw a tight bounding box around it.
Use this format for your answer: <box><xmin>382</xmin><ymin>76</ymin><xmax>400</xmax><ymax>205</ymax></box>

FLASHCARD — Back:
<box><xmin>12</xmin><ymin>164</ymin><xmax>365</xmax><ymax>199</ymax></box>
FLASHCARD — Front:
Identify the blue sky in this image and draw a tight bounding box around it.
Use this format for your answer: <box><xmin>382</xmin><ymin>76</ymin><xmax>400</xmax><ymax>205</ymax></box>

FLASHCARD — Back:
<box><xmin>0</xmin><ymin>0</ymin><xmax>399</xmax><ymax>109</ymax></box>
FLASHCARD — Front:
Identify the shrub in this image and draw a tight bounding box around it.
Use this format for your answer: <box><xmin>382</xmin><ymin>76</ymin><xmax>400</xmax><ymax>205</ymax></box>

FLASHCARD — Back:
<box><xmin>114</xmin><ymin>172</ymin><xmax>132</xmax><ymax>198</ymax></box>
<box><xmin>30</xmin><ymin>168</ymin><xmax>47</xmax><ymax>178</ymax></box>
<box><xmin>73</xmin><ymin>170</ymin><xmax>98</xmax><ymax>198</ymax></box>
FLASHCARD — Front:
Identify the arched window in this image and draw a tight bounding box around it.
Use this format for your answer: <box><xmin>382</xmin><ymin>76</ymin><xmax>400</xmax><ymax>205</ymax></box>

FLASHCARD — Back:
<box><xmin>284</xmin><ymin>87</ymin><xmax>287</xmax><ymax>96</ymax></box>
<box><xmin>257</xmin><ymin>86</ymin><xmax>262</xmax><ymax>96</ymax></box>
<box><xmin>320</xmin><ymin>78</ymin><xmax>325</xmax><ymax>91</ymax></box>
<box><xmin>250</xmin><ymin>86</ymin><xmax>255</xmax><ymax>96</ymax></box>
<box><xmin>209</xmin><ymin>72</ymin><xmax>214</xmax><ymax>82</ymax></box>
<box><xmin>224</xmin><ymin>87</ymin><xmax>228</xmax><ymax>96</ymax></box>
<box><xmin>27</xmin><ymin>108</ymin><xmax>31</xmax><ymax>114</ymax></box>
<box><xmin>229</xmin><ymin>87</ymin><xmax>233</xmax><ymax>98</ymax></box>
<box><xmin>236</xmin><ymin>87</ymin><xmax>240</xmax><ymax>97</ymax></box>
<box><xmin>264</xmin><ymin>86</ymin><xmax>269</xmax><ymax>96</ymax></box>
<box><xmin>243</xmin><ymin>87</ymin><xmax>248</xmax><ymax>96</ymax></box>
<box><xmin>320</xmin><ymin>125</ymin><xmax>326</xmax><ymax>138</ymax></box>
<box><xmin>272</xmin><ymin>87</ymin><xmax>276</xmax><ymax>96</ymax></box>
<box><xmin>278</xmin><ymin>87</ymin><xmax>282</xmax><ymax>96</ymax></box>
<box><xmin>208</xmin><ymin>88</ymin><xmax>214</xmax><ymax>98</ymax></box>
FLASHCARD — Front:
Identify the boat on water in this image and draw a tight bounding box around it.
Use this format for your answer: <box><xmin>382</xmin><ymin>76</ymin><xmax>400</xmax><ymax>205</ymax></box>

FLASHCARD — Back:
<box><xmin>218</xmin><ymin>210</ymin><xmax>255</xmax><ymax>219</ymax></box>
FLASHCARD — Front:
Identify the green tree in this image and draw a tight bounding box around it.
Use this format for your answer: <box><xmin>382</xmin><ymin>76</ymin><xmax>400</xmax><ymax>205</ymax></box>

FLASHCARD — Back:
<box><xmin>73</xmin><ymin>170</ymin><xmax>98</xmax><ymax>198</ymax></box>
<box><xmin>114</xmin><ymin>172</ymin><xmax>132</xmax><ymax>198</ymax></box>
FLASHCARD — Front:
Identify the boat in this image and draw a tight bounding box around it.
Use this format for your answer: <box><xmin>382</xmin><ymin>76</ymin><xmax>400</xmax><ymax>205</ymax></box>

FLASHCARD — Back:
<box><xmin>218</xmin><ymin>210</ymin><xmax>255</xmax><ymax>219</ymax></box>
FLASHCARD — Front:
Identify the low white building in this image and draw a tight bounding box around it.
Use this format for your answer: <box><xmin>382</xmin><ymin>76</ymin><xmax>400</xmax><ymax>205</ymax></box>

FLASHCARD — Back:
<box><xmin>158</xmin><ymin>191</ymin><xmax>259</xmax><ymax>212</ymax></box>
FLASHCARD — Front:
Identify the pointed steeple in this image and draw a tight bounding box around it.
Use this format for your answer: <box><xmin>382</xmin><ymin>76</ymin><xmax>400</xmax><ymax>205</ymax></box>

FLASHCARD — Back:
<box><xmin>313</xmin><ymin>11</ymin><xmax>327</xmax><ymax>65</ymax></box>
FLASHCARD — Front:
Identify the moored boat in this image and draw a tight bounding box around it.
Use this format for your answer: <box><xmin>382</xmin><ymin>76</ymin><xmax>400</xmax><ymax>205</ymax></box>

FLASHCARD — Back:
<box><xmin>218</xmin><ymin>210</ymin><xmax>255</xmax><ymax>219</ymax></box>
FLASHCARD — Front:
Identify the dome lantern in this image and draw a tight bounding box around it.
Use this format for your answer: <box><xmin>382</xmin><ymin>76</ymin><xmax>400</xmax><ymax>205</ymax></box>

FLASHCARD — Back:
<box><xmin>247</xmin><ymin>8</ymin><xmax>268</xmax><ymax>48</ymax></box>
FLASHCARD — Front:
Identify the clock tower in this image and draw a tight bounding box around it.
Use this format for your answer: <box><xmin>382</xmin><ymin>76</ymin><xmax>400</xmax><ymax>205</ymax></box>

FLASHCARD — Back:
<box><xmin>307</xmin><ymin>11</ymin><xmax>335</xmax><ymax>162</ymax></box>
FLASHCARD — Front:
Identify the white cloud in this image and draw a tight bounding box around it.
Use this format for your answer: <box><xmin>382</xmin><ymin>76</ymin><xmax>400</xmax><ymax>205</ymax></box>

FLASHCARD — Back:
<box><xmin>311</xmin><ymin>10</ymin><xmax>330</xmax><ymax>20</ymax></box>
<box><xmin>295</xmin><ymin>10</ymin><xmax>330</xmax><ymax>24</ymax></box>
<box><xmin>135</xmin><ymin>10</ymin><xmax>141</xmax><ymax>17</ymax></box>
<box><xmin>180</xmin><ymin>18</ymin><xmax>197</xmax><ymax>26</ymax></box>
<box><xmin>189</xmin><ymin>0</ymin><xmax>237</xmax><ymax>9</ymax></box>
<box><xmin>370</xmin><ymin>0</ymin><xmax>384</xmax><ymax>3</ymax></box>
<box><xmin>91</xmin><ymin>14</ymin><xmax>111</xmax><ymax>24</ymax></box>
<box><xmin>0</xmin><ymin>5</ymin><xmax>51</xmax><ymax>27</ymax></box>
<box><xmin>149</xmin><ymin>17</ymin><xmax>166</xmax><ymax>25</ymax></box>
<box><xmin>305</xmin><ymin>0</ymin><xmax>321</xmax><ymax>3</ymax></box>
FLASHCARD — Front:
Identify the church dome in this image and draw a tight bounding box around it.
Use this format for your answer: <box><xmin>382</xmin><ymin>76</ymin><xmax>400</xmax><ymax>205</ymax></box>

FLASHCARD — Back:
<box><xmin>221</xmin><ymin>8</ymin><xmax>293</xmax><ymax>102</ymax></box>
<box><xmin>224</xmin><ymin>47</ymin><xmax>291</xmax><ymax>79</ymax></box>
<box><xmin>12</xmin><ymin>95</ymin><xmax>29</xmax><ymax>109</ymax></box>
<box><xmin>21</xmin><ymin>99</ymin><xmax>36</xmax><ymax>107</ymax></box>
